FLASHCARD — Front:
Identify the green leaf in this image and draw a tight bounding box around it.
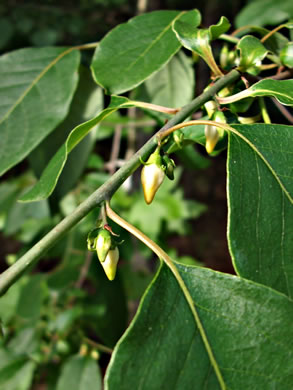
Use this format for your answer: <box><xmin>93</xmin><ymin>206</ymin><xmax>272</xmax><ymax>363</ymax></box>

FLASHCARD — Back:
<box><xmin>280</xmin><ymin>42</ymin><xmax>293</xmax><ymax>67</ymax></box>
<box><xmin>237</xmin><ymin>36</ymin><xmax>268</xmax><ymax>75</ymax></box>
<box><xmin>20</xmin><ymin>96</ymin><xmax>135</xmax><ymax>202</ymax></box>
<box><xmin>0</xmin><ymin>47</ymin><xmax>80</xmax><ymax>176</ymax></box>
<box><xmin>218</xmin><ymin>79</ymin><xmax>293</xmax><ymax>106</ymax></box>
<box><xmin>106</xmin><ymin>262</ymin><xmax>293</xmax><ymax>389</ymax></box>
<box><xmin>144</xmin><ymin>51</ymin><xmax>195</xmax><ymax>108</ymax></box>
<box><xmin>173</xmin><ymin>10</ymin><xmax>222</xmax><ymax>76</ymax></box>
<box><xmin>209</xmin><ymin>16</ymin><xmax>231</xmax><ymax>40</ymax></box>
<box><xmin>173</xmin><ymin>13</ymin><xmax>206</xmax><ymax>54</ymax></box>
<box><xmin>236</xmin><ymin>0</ymin><xmax>293</xmax><ymax>27</ymax></box>
<box><xmin>56</xmin><ymin>355</ymin><xmax>102</xmax><ymax>390</ymax></box>
<box><xmin>91</xmin><ymin>11</ymin><xmax>184</xmax><ymax>95</ymax></box>
<box><xmin>0</xmin><ymin>356</ymin><xmax>36</xmax><ymax>390</ymax></box>
<box><xmin>28</xmin><ymin>67</ymin><xmax>103</xmax><ymax>201</ymax></box>
<box><xmin>227</xmin><ymin>124</ymin><xmax>293</xmax><ymax>297</ymax></box>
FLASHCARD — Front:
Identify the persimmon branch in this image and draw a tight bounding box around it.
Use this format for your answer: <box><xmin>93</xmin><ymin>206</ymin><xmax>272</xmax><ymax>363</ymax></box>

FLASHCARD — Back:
<box><xmin>0</xmin><ymin>69</ymin><xmax>240</xmax><ymax>296</ymax></box>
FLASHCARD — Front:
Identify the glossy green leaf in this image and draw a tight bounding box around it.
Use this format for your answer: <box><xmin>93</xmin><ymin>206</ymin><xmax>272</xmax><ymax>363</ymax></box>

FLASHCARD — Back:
<box><xmin>56</xmin><ymin>355</ymin><xmax>102</xmax><ymax>390</ymax></box>
<box><xmin>91</xmin><ymin>11</ymin><xmax>184</xmax><ymax>95</ymax></box>
<box><xmin>237</xmin><ymin>36</ymin><xmax>268</xmax><ymax>75</ymax></box>
<box><xmin>236</xmin><ymin>0</ymin><xmax>293</xmax><ymax>27</ymax></box>
<box><xmin>173</xmin><ymin>19</ymin><xmax>207</xmax><ymax>55</ymax></box>
<box><xmin>218</xmin><ymin>79</ymin><xmax>293</xmax><ymax>106</ymax></box>
<box><xmin>20</xmin><ymin>96</ymin><xmax>135</xmax><ymax>202</ymax></box>
<box><xmin>0</xmin><ymin>47</ymin><xmax>80</xmax><ymax>176</ymax></box>
<box><xmin>144</xmin><ymin>51</ymin><xmax>195</xmax><ymax>108</ymax></box>
<box><xmin>227</xmin><ymin>124</ymin><xmax>293</xmax><ymax>297</ymax></box>
<box><xmin>209</xmin><ymin>16</ymin><xmax>231</xmax><ymax>40</ymax></box>
<box><xmin>232</xmin><ymin>25</ymin><xmax>288</xmax><ymax>56</ymax></box>
<box><xmin>171</xmin><ymin>9</ymin><xmax>201</xmax><ymax>48</ymax></box>
<box><xmin>280</xmin><ymin>42</ymin><xmax>293</xmax><ymax>67</ymax></box>
<box><xmin>173</xmin><ymin>11</ymin><xmax>222</xmax><ymax>76</ymax></box>
<box><xmin>106</xmin><ymin>262</ymin><xmax>293</xmax><ymax>389</ymax></box>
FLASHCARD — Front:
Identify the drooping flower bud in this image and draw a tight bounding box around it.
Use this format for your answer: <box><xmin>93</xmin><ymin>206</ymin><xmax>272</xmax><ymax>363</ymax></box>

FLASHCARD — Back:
<box><xmin>205</xmin><ymin>111</ymin><xmax>226</xmax><ymax>154</ymax></box>
<box><xmin>96</xmin><ymin>228</ymin><xmax>112</xmax><ymax>263</ymax></box>
<box><xmin>141</xmin><ymin>147</ymin><xmax>165</xmax><ymax>204</ymax></box>
<box><xmin>101</xmin><ymin>246</ymin><xmax>119</xmax><ymax>281</ymax></box>
<box><xmin>205</xmin><ymin>124</ymin><xmax>220</xmax><ymax>154</ymax></box>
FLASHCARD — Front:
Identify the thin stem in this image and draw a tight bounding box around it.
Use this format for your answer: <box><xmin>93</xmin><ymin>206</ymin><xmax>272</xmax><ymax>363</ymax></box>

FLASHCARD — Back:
<box><xmin>0</xmin><ymin>69</ymin><xmax>240</xmax><ymax>296</ymax></box>
<box><xmin>260</xmin><ymin>63</ymin><xmax>278</xmax><ymax>70</ymax></box>
<box><xmin>105</xmin><ymin>202</ymin><xmax>226</xmax><ymax>390</ymax></box>
<box><xmin>272</xmin><ymin>98</ymin><xmax>293</xmax><ymax>124</ymax></box>
<box><xmin>261</xmin><ymin>24</ymin><xmax>285</xmax><ymax>43</ymax></box>
<box><xmin>259</xmin><ymin>98</ymin><xmax>271</xmax><ymax>124</ymax></box>
<box><xmin>84</xmin><ymin>337</ymin><xmax>113</xmax><ymax>355</ymax></box>
<box><xmin>231</xmin><ymin>25</ymin><xmax>254</xmax><ymax>37</ymax></box>
<box><xmin>133</xmin><ymin>101</ymin><xmax>180</xmax><ymax>114</ymax></box>
<box><xmin>158</xmin><ymin>119</ymin><xmax>234</xmax><ymax>141</ymax></box>
<box><xmin>73</xmin><ymin>42</ymin><xmax>99</xmax><ymax>51</ymax></box>
<box><xmin>108</xmin><ymin>124</ymin><xmax>122</xmax><ymax>175</ymax></box>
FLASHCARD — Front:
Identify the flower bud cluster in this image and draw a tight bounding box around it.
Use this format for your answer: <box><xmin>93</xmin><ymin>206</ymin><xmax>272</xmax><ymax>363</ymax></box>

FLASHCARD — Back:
<box><xmin>87</xmin><ymin>226</ymin><xmax>120</xmax><ymax>281</ymax></box>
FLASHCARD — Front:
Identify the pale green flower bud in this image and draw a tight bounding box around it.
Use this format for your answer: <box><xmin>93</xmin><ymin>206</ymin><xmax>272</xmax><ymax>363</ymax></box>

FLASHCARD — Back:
<box><xmin>205</xmin><ymin>124</ymin><xmax>220</xmax><ymax>154</ymax></box>
<box><xmin>205</xmin><ymin>111</ymin><xmax>226</xmax><ymax>154</ymax></box>
<box><xmin>141</xmin><ymin>163</ymin><xmax>165</xmax><ymax>204</ymax></box>
<box><xmin>141</xmin><ymin>148</ymin><xmax>165</xmax><ymax>204</ymax></box>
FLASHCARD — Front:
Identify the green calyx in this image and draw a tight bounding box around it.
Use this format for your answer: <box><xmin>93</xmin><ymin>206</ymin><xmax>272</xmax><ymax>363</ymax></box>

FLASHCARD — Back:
<box><xmin>87</xmin><ymin>228</ymin><xmax>100</xmax><ymax>252</ymax></box>
<box><xmin>145</xmin><ymin>146</ymin><xmax>164</xmax><ymax>168</ymax></box>
<box><xmin>162</xmin><ymin>155</ymin><xmax>176</xmax><ymax>180</ymax></box>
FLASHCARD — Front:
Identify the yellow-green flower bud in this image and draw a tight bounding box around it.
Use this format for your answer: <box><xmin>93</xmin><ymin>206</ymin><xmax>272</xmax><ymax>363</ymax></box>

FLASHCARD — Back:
<box><xmin>141</xmin><ymin>163</ymin><xmax>165</xmax><ymax>204</ymax></box>
<box><xmin>96</xmin><ymin>229</ymin><xmax>112</xmax><ymax>263</ymax></box>
<box><xmin>141</xmin><ymin>147</ymin><xmax>165</xmax><ymax>204</ymax></box>
<box><xmin>101</xmin><ymin>246</ymin><xmax>119</xmax><ymax>281</ymax></box>
<box><xmin>205</xmin><ymin>124</ymin><xmax>220</xmax><ymax>154</ymax></box>
<box><xmin>205</xmin><ymin>111</ymin><xmax>226</xmax><ymax>154</ymax></box>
